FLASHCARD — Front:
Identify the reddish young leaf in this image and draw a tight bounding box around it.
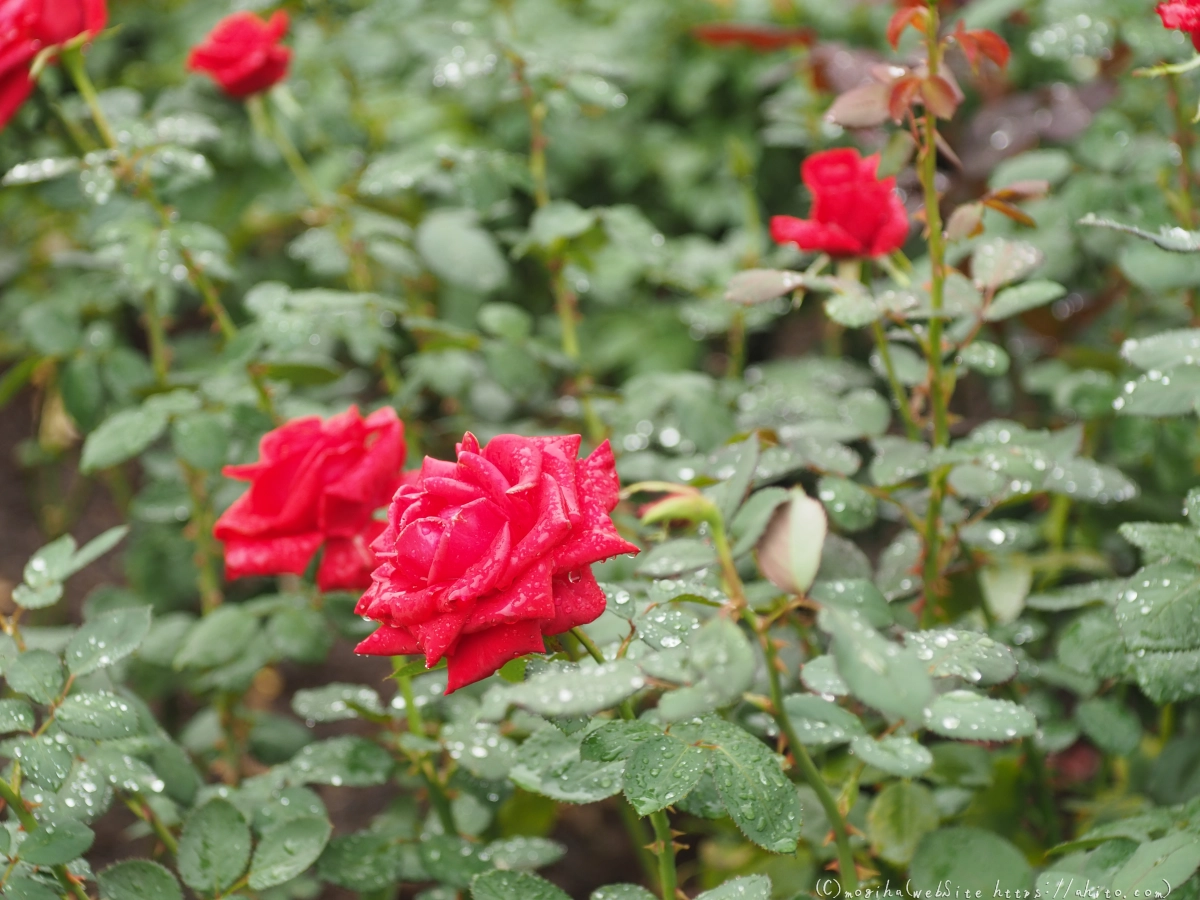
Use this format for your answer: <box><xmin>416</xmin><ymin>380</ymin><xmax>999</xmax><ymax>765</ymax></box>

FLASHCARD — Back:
<box><xmin>887</xmin><ymin>6</ymin><xmax>928</xmax><ymax>49</ymax></box>
<box><xmin>982</xmin><ymin>198</ymin><xmax>1037</xmax><ymax>227</ymax></box>
<box><xmin>972</xmin><ymin>29</ymin><xmax>1012</xmax><ymax>69</ymax></box>
<box><xmin>888</xmin><ymin>76</ymin><xmax>922</xmax><ymax>122</ymax></box>
<box><xmin>946</xmin><ymin>203</ymin><xmax>985</xmax><ymax>241</ymax></box>
<box><xmin>692</xmin><ymin>22</ymin><xmax>814</xmax><ymax>52</ymax></box>
<box><xmin>827</xmin><ymin>82</ymin><xmax>893</xmax><ymax>128</ymax></box>
<box><xmin>919</xmin><ymin>75</ymin><xmax>960</xmax><ymax>119</ymax></box>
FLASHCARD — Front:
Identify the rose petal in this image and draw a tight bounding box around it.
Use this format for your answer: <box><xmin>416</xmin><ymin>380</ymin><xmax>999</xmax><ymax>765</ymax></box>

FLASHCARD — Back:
<box><xmin>355</xmin><ymin>624</ymin><xmax>420</xmax><ymax>656</ymax></box>
<box><xmin>540</xmin><ymin>567</ymin><xmax>607</xmax><ymax>636</ymax></box>
<box><xmin>415</xmin><ymin>611</ymin><xmax>469</xmax><ymax>667</ymax></box>
<box><xmin>445</xmin><ymin>620</ymin><xmax>545</xmax><ymax>693</ymax></box>
<box><xmin>503</xmin><ymin>474</ymin><xmax>572</xmax><ymax>584</ymax></box>
<box><xmin>463</xmin><ymin>558</ymin><xmax>556</xmax><ymax>634</ymax></box>
<box><xmin>222</xmin><ymin>533</ymin><xmax>322</xmax><ymax>581</ymax></box>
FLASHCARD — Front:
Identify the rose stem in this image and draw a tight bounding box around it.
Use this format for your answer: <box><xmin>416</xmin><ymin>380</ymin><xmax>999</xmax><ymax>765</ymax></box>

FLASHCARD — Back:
<box><xmin>918</xmin><ymin>0</ymin><xmax>952</xmax><ymax>625</ymax></box>
<box><xmin>0</xmin><ymin>776</ymin><xmax>92</xmax><ymax>900</ymax></box>
<box><xmin>572</xmin><ymin>627</ymin><xmax>675</xmax><ymax>899</ymax></box>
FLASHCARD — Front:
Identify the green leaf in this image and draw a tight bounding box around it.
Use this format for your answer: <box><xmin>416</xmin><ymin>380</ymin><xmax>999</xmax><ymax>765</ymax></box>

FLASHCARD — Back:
<box><xmin>1075</xmin><ymin>697</ymin><xmax>1142</xmax><ymax>757</ymax></box>
<box><xmin>924</xmin><ymin>691</ymin><xmax>1036</xmax><ymax>741</ymax></box>
<box><xmin>702</xmin><ymin>718</ymin><xmax>801</xmax><ymax>854</ymax></box>
<box><xmin>906</xmin><ymin>629</ymin><xmax>1017</xmax><ymax>685</ymax></box>
<box><xmin>56</xmin><ymin>692</ymin><xmax>142</xmax><ymax>740</ymax></box>
<box><xmin>655</xmin><ymin>619</ymin><xmax>755</xmax><ymax>723</ymax></box>
<box><xmin>710</xmin><ymin>436</ymin><xmax>759</xmax><ymax>525</ymax></box>
<box><xmin>0</xmin><ymin>700</ymin><xmax>35</xmax><ymax>735</ymax></box>
<box><xmin>867</xmin><ymin>781</ymin><xmax>940</xmax><ymax>866</ymax></box>
<box><xmin>1027</xmin><ymin>580</ymin><xmax>1121</xmax><ymax>612</ymax></box>
<box><xmin>267</xmin><ymin>606</ymin><xmax>334</xmax><ymax>664</ymax></box>
<box><xmin>980</xmin><ymin>561</ymin><xmax>1033</xmax><ymax>625</ymax></box>
<box><xmin>177</xmin><ymin>799</ymin><xmax>251</xmax><ymax>893</ymax></box>
<box><xmin>635</xmin><ymin>538</ymin><xmax>717</xmax><ymax>577</ymax></box>
<box><xmin>985</xmin><ymin>280</ymin><xmax>1066</xmax><ymax>321</ymax></box>
<box><xmin>783</xmin><ymin>695</ymin><xmax>865</xmax><ymax>749</ymax></box>
<box><xmin>695</xmin><ymin>876</ymin><xmax>772</xmax><ymax>900</ymax></box>
<box><xmin>248</xmin><ymin>816</ymin><xmax>333</xmax><ymax>890</ymax></box>
<box><xmin>7</xmin><ymin>650</ymin><xmax>66</xmax><ymax>704</ymax></box>
<box><xmin>810</xmin><ymin>579</ymin><xmax>892</xmax><ymax>628</ymax></box>
<box><xmin>478</xmin><ymin>836</ymin><xmax>564</xmax><ymax>870</ymax></box>
<box><xmin>98</xmin><ymin>860</ymin><xmax>183</xmax><ymax>900</ymax></box>
<box><xmin>1114</xmin><ymin>563</ymin><xmax>1200</xmax><ymax>651</ymax></box>
<box><xmin>801</xmin><ymin>655</ymin><xmax>849</xmax><ymax>696</ymax></box>
<box><xmin>849</xmin><ymin>734</ymin><xmax>933</xmax><ymax>777</ymax></box>
<box><xmin>580</xmin><ymin>721</ymin><xmax>663</xmax><ymax>763</ymax></box>
<box><xmin>420</xmin><ymin>835</ymin><xmax>490</xmax><ymax>887</ymax></box>
<box><xmin>11</xmin><ymin>736</ymin><xmax>74</xmax><ymax>790</ymax></box>
<box><xmin>317</xmin><ymin>833</ymin><xmax>407</xmax><ymax>892</ymax></box>
<box><xmin>1079</xmin><ymin>214</ymin><xmax>1200</xmax><ymax>253</ymax></box>
<box><xmin>869</xmin><ymin>438</ymin><xmax>932</xmax><ymax>487</ymax></box>
<box><xmin>481</xmin><ymin>661</ymin><xmax>646</xmax><ymax>720</ymax></box>
<box><xmin>81</xmin><ymin>406</ymin><xmax>170</xmax><ymax>473</ymax></box>
<box><xmin>731</xmin><ymin>488</ymin><xmax>791</xmax><ymax>557</ymax></box>
<box><xmin>1119</xmin><ymin>523</ymin><xmax>1200</xmax><ymax>565</ymax></box>
<box><xmin>816</xmin><ymin>476</ymin><xmax>877</xmax><ymax>532</ymax></box>
<box><xmin>1113</xmin><ymin>367</ymin><xmax>1200</xmax><ymax>416</ymax></box>
<box><xmin>825</xmin><ymin>289</ymin><xmax>880</xmax><ymax>327</ymax></box>
<box><xmin>171</xmin><ymin>412</ymin><xmax>229</xmax><ymax>471</ymax></box>
<box><xmin>591</xmin><ymin>887</ymin><xmax>657</xmax><ymax>900</ymax></box>
<box><xmin>22</xmin><ymin>535</ymin><xmax>76</xmax><ymax>588</ymax></box>
<box><xmin>173</xmin><ymin>606</ymin><xmax>258</xmax><ymax>670</ymax></box>
<box><xmin>958</xmin><ymin>340</ymin><xmax>1010</xmax><ymax>376</ymax></box>
<box><xmin>1131</xmin><ymin>648</ymin><xmax>1200</xmax><ymax>702</ymax></box>
<box><xmin>442</xmin><ymin>722</ymin><xmax>517</xmax><ymax>780</ymax></box>
<box><xmin>415</xmin><ymin>209</ymin><xmax>507</xmax><ymax>293</ymax></box>
<box><xmin>292</xmin><ymin>684</ymin><xmax>383</xmax><ymax>723</ymax></box>
<box><xmin>471</xmin><ymin>870</ymin><xmax>571</xmax><ymax>900</ymax></box>
<box><xmin>972</xmin><ymin>238</ymin><xmax>1044</xmax><ymax>290</ymax></box>
<box><xmin>67</xmin><ymin>526</ymin><xmax>130</xmax><ymax>577</ymax></box>
<box><xmin>724</xmin><ymin>269</ymin><xmax>808</xmax><ymax>305</ymax></box>
<box><xmin>509</xmin><ymin>727</ymin><xmax>624</xmax><ymax>804</ymax></box>
<box><xmin>526</xmin><ymin>201</ymin><xmax>596</xmax><ymax>248</ymax></box>
<box><xmin>288</xmin><ymin>736</ymin><xmax>394</xmax><ymax>787</ymax></box>
<box><xmin>622</xmin><ymin>733</ymin><xmax>708</xmax><ymax>816</ymax></box>
<box><xmin>66</xmin><ymin>607</ymin><xmax>152</xmax><ymax>675</ymax></box>
<box><xmin>1122</xmin><ymin>328</ymin><xmax>1200</xmax><ymax>370</ymax></box>
<box><xmin>20</xmin><ymin>817</ymin><xmax>94</xmax><ymax>865</ymax></box>
<box><xmin>1110</xmin><ymin>833</ymin><xmax>1200</xmax><ymax>896</ymax></box>
<box><xmin>910</xmin><ymin>827</ymin><xmax>1031</xmax><ymax>894</ymax></box>
<box><xmin>821</xmin><ymin>608</ymin><xmax>933</xmax><ymax>721</ymax></box>
<box><xmin>4</xmin><ymin>875</ymin><xmax>62</xmax><ymax>900</ymax></box>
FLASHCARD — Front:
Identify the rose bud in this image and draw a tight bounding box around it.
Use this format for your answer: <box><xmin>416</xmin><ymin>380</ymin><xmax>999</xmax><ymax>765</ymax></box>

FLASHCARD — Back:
<box><xmin>756</xmin><ymin>488</ymin><xmax>827</xmax><ymax>595</ymax></box>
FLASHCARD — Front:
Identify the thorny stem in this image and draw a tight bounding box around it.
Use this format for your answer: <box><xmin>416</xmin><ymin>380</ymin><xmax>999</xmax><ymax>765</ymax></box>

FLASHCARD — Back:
<box><xmin>125</xmin><ymin>795</ymin><xmax>180</xmax><ymax>856</ymax></box>
<box><xmin>920</xmin><ymin>0</ymin><xmax>952</xmax><ymax>623</ymax></box>
<box><xmin>711</xmin><ymin>518</ymin><xmax>858</xmax><ymax>887</ymax></box>
<box><xmin>649</xmin><ymin>809</ymin><xmax>678</xmax><ymax>900</ymax></box>
<box><xmin>743</xmin><ymin>607</ymin><xmax>859</xmax><ymax>890</ymax></box>
<box><xmin>143</xmin><ymin>291</ymin><xmax>171</xmax><ymax>384</ymax></box>
<box><xmin>0</xmin><ymin>776</ymin><xmax>92</xmax><ymax>900</ymax></box>
<box><xmin>571</xmin><ymin>628</ymin><xmax>675</xmax><ymax>897</ymax></box>
<box><xmin>60</xmin><ymin>46</ymin><xmax>117</xmax><ymax>149</ymax></box>
<box><xmin>1167</xmin><ymin>73</ymin><xmax>1199</xmax><ymax>322</ymax></box>
<box><xmin>181</xmin><ymin>462</ymin><xmax>224</xmax><ymax>613</ymax></box>
<box><xmin>396</xmin><ymin>672</ymin><xmax>424</xmax><ymax>735</ymax></box>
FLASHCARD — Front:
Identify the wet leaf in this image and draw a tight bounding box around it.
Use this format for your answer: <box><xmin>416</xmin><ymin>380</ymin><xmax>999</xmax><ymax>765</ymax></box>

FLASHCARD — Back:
<box><xmin>178</xmin><ymin>799</ymin><xmax>251</xmax><ymax>893</ymax></box>
<box><xmin>247</xmin><ymin>816</ymin><xmax>332</xmax><ymax>890</ymax></box>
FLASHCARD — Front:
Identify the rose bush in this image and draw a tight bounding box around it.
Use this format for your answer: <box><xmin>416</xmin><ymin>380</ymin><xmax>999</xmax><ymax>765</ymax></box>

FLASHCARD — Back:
<box><xmin>2</xmin><ymin>0</ymin><xmax>1200</xmax><ymax>898</ymax></box>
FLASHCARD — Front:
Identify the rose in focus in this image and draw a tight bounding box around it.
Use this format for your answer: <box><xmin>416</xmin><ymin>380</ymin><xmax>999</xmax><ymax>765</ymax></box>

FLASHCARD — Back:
<box><xmin>355</xmin><ymin>433</ymin><xmax>639</xmax><ymax>692</ymax></box>
<box><xmin>770</xmin><ymin>147</ymin><xmax>909</xmax><ymax>259</ymax></box>
<box><xmin>188</xmin><ymin>11</ymin><xmax>291</xmax><ymax>98</ymax></box>
<box><xmin>214</xmin><ymin>405</ymin><xmax>405</xmax><ymax>592</ymax></box>
<box><xmin>1158</xmin><ymin>0</ymin><xmax>1200</xmax><ymax>49</ymax></box>
<box><xmin>0</xmin><ymin>0</ymin><xmax>107</xmax><ymax>131</ymax></box>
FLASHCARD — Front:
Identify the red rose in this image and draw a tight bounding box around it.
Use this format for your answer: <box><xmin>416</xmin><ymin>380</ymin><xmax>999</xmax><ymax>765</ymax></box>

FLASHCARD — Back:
<box><xmin>187</xmin><ymin>11</ymin><xmax>290</xmax><ymax>99</ymax></box>
<box><xmin>770</xmin><ymin>148</ymin><xmax>909</xmax><ymax>259</ymax></box>
<box><xmin>354</xmin><ymin>433</ymin><xmax>639</xmax><ymax>693</ymax></box>
<box><xmin>214</xmin><ymin>405</ymin><xmax>406</xmax><ymax>592</ymax></box>
<box><xmin>31</xmin><ymin>0</ymin><xmax>106</xmax><ymax>47</ymax></box>
<box><xmin>0</xmin><ymin>1</ymin><xmax>39</xmax><ymax>131</ymax></box>
<box><xmin>0</xmin><ymin>0</ymin><xmax>106</xmax><ymax>132</ymax></box>
<box><xmin>1158</xmin><ymin>0</ymin><xmax>1200</xmax><ymax>49</ymax></box>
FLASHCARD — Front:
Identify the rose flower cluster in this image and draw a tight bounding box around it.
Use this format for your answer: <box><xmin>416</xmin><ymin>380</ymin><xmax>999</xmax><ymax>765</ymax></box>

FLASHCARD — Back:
<box><xmin>214</xmin><ymin>408</ymin><xmax>637</xmax><ymax>692</ymax></box>
<box><xmin>2</xmin><ymin>5</ymin><xmax>290</xmax><ymax>132</ymax></box>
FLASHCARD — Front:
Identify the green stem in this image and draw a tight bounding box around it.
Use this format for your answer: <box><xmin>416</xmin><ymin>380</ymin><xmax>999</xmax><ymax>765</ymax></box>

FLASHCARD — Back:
<box><xmin>0</xmin><ymin>777</ymin><xmax>92</xmax><ymax>900</ymax></box>
<box><xmin>871</xmin><ymin>320</ymin><xmax>920</xmax><ymax>440</ymax></box>
<box><xmin>143</xmin><ymin>291</ymin><xmax>170</xmax><ymax>384</ymax></box>
<box><xmin>59</xmin><ymin>46</ymin><xmax>117</xmax><ymax>149</ymax></box>
<box><xmin>249</xmin><ymin>95</ymin><xmax>326</xmax><ymax>208</ymax></box>
<box><xmin>617</xmin><ymin>798</ymin><xmax>660</xmax><ymax>891</ymax></box>
<box><xmin>396</xmin><ymin>672</ymin><xmax>423</xmax><ymax>736</ymax></box>
<box><xmin>572</xmin><ymin>628</ymin><xmax>637</xmax><ymax>721</ymax></box>
<box><xmin>920</xmin><ymin>1</ymin><xmax>951</xmax><ymax>622</ymax></box>
<box><xmin>1025</xmin><ymin>737</ymin><xmax>1061</xmax><ymax>845</ymax></box>
<box><xmin>181</xmin><ymin>462</ymin><xmax>223</xmax><ymax>613</ymax></box>
<box><xmin>745</xmin><ymin>609</ymin><xmax>859</xmax><ymax>890</ymax></box>
<box><xmin>126</xmin><ymin>795</ymin><xmax>180</xmax><ymax>856</ymax></box>
<box><xmin>649</xmin><ymin>810</ymin><xmax>678</xmax><ymax>900</ymax></box>
<box><xmin>421</xmin><ymin>760</ymin><xmax>458</xmax><ymax>836</ymax></box>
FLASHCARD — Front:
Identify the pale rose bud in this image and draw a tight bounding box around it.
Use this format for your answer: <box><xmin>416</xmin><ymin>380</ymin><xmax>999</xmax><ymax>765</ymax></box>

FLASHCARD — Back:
<box><xmin>755</xmin><ymin>489</ymin><xmax>827</xmax><ymax>595</ymax></box>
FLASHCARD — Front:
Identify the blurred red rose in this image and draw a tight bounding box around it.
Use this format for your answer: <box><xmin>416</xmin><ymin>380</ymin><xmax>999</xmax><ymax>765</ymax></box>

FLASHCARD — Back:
<box><xmin>1158</xmin><ymin>0</ymin><xmax>1200</xmax><ymax>49</ymax></box>
<box><xmin>214</xmin><ymin>405</ymin><xmax>406</xmax><ymax>592</ymax></box>
<box><xmin>32</xmin><ymin>0</ymin><xmax>106</xmax><ymax>46</ymax></box>
<box><xmin>0</xmin><ymin>0</ymin><xmax>107</xmax><ymax>132</ymax></box>
<box><xmin>692</xmin><ymin>22</ymin><xmax>813</xmax><ymax>52</ymax></box>
<box><xmin>770</xmin><ymin>147</ymin><xmax>910</xmax><ymax>259</ymax></box>
<box><xmin>355</xmin><ymin>433</ymin><xmax>639</xmax><ymax>693</ymax></box>
<box><xmin>188</xmin><ymin>11</ymin><xmax>291</xmax><ymax>98</ymax></box>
